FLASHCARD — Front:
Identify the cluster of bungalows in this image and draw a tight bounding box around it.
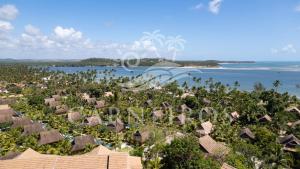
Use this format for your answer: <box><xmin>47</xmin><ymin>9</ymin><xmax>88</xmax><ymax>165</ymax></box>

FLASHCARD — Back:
<box><xmin>0</xmin><ymin>145</ymin><xmax>142</xmax><ymax>169</ymax></box>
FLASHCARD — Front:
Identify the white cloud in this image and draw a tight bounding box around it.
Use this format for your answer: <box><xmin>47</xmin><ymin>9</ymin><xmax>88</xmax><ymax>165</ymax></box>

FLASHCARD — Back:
<box><xmin>54</xmin><ymin>26</ymin><xmax>82</xmax><ymax>40</ymax></box>
<box><xmin>295</xmin><ymin>4</ymin><xmax>300</xmax><ymax>12</ymax></box>
<box><xmin>282</xmin><ymin>44</ymin><xmax>296</xmax><ymax>53</ymax></box>
<box><xmin>24</xmin><ymin>24</ymin><xmax>40</xmax><ymax>35</ymax></box>
<box><xmin>209</xmin><ymin>0</ymin><xmax>222</xmax><ymax>14</ymax></box>
<box><xmin>192</xmin><ymin>3</ymin><xmax>204</xmax><ymax>11</ymax></box>
<box><xmin>271</xmin><ymin>44</ymin><xmax>297</xmax><ymax>54</ymax></box>
<box><xmin>0</xmin><ymin>4</ymin><xmax>19</xmax><ymax>20</ymax></box>
<box><xmin>0</xmin><ymin>20</ymin><xmax>13</xmax><ymax>31</ymax></box>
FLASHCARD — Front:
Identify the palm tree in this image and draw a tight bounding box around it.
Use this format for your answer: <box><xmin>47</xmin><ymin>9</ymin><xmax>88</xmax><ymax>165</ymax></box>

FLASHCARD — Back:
<box><xmin>273</xmin><ymin>80</ymin><xmax>281</xmax><ymax>92</ymax></box>
<box><xmin>165</xmin><ymin>35</ymin><xmax>186</xmax><ymax>52</ymax></box>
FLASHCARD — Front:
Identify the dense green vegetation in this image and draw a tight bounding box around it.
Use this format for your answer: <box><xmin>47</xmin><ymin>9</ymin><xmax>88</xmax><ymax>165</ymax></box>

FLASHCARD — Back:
<box><xmin>0</xmin><ymin>64</ymin><xmax>299</xmax><ymax>168</ymax></box>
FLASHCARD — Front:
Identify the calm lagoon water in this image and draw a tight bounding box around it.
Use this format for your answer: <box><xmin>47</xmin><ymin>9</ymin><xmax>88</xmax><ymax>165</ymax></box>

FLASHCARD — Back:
<box><xmin>49</xmin><ymin>62</ymin><xmax>300</xmax><ymax>97</ymax></box>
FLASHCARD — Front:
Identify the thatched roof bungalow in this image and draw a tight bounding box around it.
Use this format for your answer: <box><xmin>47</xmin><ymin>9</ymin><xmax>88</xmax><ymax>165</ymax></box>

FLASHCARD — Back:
<box><xmin>221</xmin><ymin>163</ymin><xmax>236</xmax><ymax>169</ymax></box>
<box><xmin>11</xmin><ymin>117</ymin><xmax>32</xmax><ymax>128</ymax></box>
<box><xmin>258</xmin><ymin>114</ymin><xmax>272</xmax><ymax>122</ymax></box>
<box><xmin>67</xmin><ymin>112</ymin><xmax>81</xmax><ymax>122</ymax></box>
<box><xmin>22</xmin><ymin>122</ymin><xmax>44</xmax><ymax>136</ymax></box>
<box><xmin>179</xmin><ymin>104</ymin><xmax>191</xmax><ymax>113</ymax></box>
<box><xmin>199</xmin><ymin>135</ymin><xmax>229</xmax><ymax>156</ymax></box>
<box><xmin>240</xmin><ymin>128</ymin><xmax>255</xmax><ymax>140</ymax></box>
<box><xmin>107</xmin><ymin>118</ymin><xmax>124</xmax><ymax>133</ymax></box>
<box><xmin>133</xmin><ymin>131</ymin><xmax>150</xmax><ymax>144</ymax></box>
<box><xmin>279</xmin><ymin>134</ymin><xmax>300</xmax><ymax>148</ymax></box>
<box><xmin>71</xmin><ymin>135</ymin><xmax>96</xmax><ymax>152</ymax></box>
<box><xmin>152</xmin><ymin>110</ymin><xmax>164</xmax><ymax>120</ymax></box>
<box><xmin>95</xmin><ymin>100</ymin><xmax>105</xmax><ymax>108</ymax></box>
<box><xmin>55</xmin><ymin>105</ymin><xmax>68</xmax><ymax>115</ymax></box>
<box><xmin>196</xmin><ymin>121</ymin><xmax>213</xmax><ymax>136</ymax></box>
<box><xmin>38</xmin><ymin>130</ymin><xmax>64</xmax><ymax>145</ymax></box>
<box><xmin>174</xmin><ymin>113</ymin><xmax>186</xmax><ymax>125</ymax></box>
<box><xmin>44</xmin><ymin>98</ymin><xmax>55</xmax><ymax>105</ymax></box>
<box><xmin>85</xmin><ymin>116</ymin><xmax>102</xmax><ymax>126</ymax></box>
<box><xmin>0</xmin><ymin>114</ymin><xmax>13</xmax><ymax>124</ymax></box>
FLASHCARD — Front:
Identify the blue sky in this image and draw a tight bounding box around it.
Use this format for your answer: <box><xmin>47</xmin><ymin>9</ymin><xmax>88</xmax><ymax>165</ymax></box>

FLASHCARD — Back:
<box><xmin>0</xmin><ymin>0</ymin><xmax>300</xmax><ymax>61</ymax></box>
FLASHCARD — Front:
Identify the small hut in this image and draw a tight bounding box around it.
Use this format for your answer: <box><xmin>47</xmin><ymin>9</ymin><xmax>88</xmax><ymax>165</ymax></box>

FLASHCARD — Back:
<box><xmin>38</xmin><ymin>130</ymin><xmax>63</xmax><ymax>145</ymax></box>
<box><xmin>197</xmin><ymin>121</ymin><xmax>213</xmax><ymax>136</ymax></box>
<box><xmin>0</xmin><ymin>151</ymin><xmax>21</xmax><ymax>160</ymax></box>
<box><xmin>22</xmin><ymin>123</ymin><xmax>44</xmax><ymax>136</ymax></box>
<box><xmin>85</xmin><ymin>116</ymin><xmax>102</xmax><ymax>126</ymax></box>
<box><xmin>152</xmin><ymin>110</ymin><xmax>164</xmax><ymax>120</ymax></box>
<box><xmin>174</xmin><ymin>114</ymin><xmax>186</xmax><ymax>125</ymax></box>
<box><xmin>201</xmin><ymin>107</ymin><xmax>214</xmax><ymax>116</ymax></box>
<box><xmin>133</xmin><ymin>131</ymin><xmax>150</xmax><ymax>144</ymax></box>
<box><xmin>55</xmin><ymin>105</ymin><xmax>68</xmax><ymax>115</ymax></box>
<box><xmin>67</xmin><ymin>112</ymin><xmax>81</xmax><ymax>122</ymax></box>
<box><xmin>144</xmin><ymin>99</ymin><xmax>152</xmax><ymax>107</ymax></box>
<box><xmin>86</xmin><ymin>98</ymin><xmax>97</xmax><ymax>105</ymax></box>
<box><xmin>199</xmin><ymin>135</ymin><xmax>229</xmax><ymax>156</ymax></box>
<box><xmin>52</xmin><ymin>95</ymin><xmax>61</xmax><ymax>101</ymax></box>
<box><xmin>11</xmin><ymin>117</ymin><xmax>32</xmax><ymax>128</ymax></box>
<box><xmin>258</xmin><ymin>114</ymin><xmax>272</xmax><ymax>122</ymax></box>
<box><xmin>104</xmin><ymin>92</ymin><xmax>114</xmax><ymax>97</ymax></box>
<box><xmin>221</xmin><ymin>163</ymin><xmax>236</xmax><ymax>169</ymax></box>
<box><xmin>279</xmin><ymin>134</ymin><xmax>300</xmax><ymax>148</ymax></box>
<box><xmin>240</xmin><ymin>128</ymin><xmax>255</xmax><ymax>140</ymax></box>
<box><xmin>44</xmin><ymin>98</ymin><xmax>55</xmax><ymax>105</ymax></box>
<box><xmin>161</xmin><ymin>102</ymin><xmax>171</xmax><ymax>110</ymax></box>
<box><xmin>71</xmin><ymin>135</ymin><xmax>96</xmax><ymax>152</ymax></box>
<box><xmin>0</xmin><ymin>109</ymin><xmax>16</xmax><ymax>116</ymax></box>
<box><xmin>0</xmin><ymin>114</ymin><xmax>13</xmax><ymax>124</ymax></box>
<box><xmin>202</xmin><ymin>98</ymin><xmax>211</xmax><ymax>105</ymax></box>
<box><xmin>286</xmin><ymin>106</ymin><xmax>300</xmax><ymax>115</ymax></box>
<box><xmin>107</xmin><ymin>118</ymin><xmax>124</xmax><ymax>133</ymax></box>
<box><xmin>230</xmin><ymin>111</ymin><xmax>240</xmax><ymax>122</ymax></box>
<box><xmin>95</xmin><ymin>100</ymin><xmax>105</xmax><ymax>108</ymax></box>
<box><xmin>48</xmin><ymin>100</ymin><xmax>61</xmax><ymax>108</ymax></box>
<box><xmin>179</xmin><ymin>104</ymin><xmax>191</xmax><ymax>113</ymax></box>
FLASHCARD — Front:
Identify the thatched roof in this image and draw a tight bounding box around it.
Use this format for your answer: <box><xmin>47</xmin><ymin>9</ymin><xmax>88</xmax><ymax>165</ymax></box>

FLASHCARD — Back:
<box><xmin>291</xmin><ymin>120</ymin><xmax>300</xmax><ymax>128</ymax></box>
<box><xmin>107</xmin><ymin>118</ymin><xmax>124</xmax><ymax>133</ymax></box>
<box><xmin>85</xmin><ymin>116</ymin><xmax>102</xmax><ymax>126</ymax></box>
<box><xmin>240</xmin><ymin>128</ymin><xmax>255</xmax><ymax>140</ymax></box>
<box><xmin>221</xmin><ymin>163</ymin><xmax>236</xmax><ymax>169</ymax></box>
<box><xmin>179</xmin><ymin>104</ymin><xmax>191</xmax><ymax>113</ymax></box>
<box><xmin>48</xmin><ymin>100</ymin><xmax>61</xmax><ymax>108</ymax></box>
<box><xmin>230</xmin><ymin>111</ymin><xmax>240</xmax><ymax>121</ymax></box>
<box><xmin>0</xmin><ymin>146</ymin><xmax>143</xmax><ymax>169</ymax></box>
<box><xmin>259</xmin><ymin>114</ymin><xmax>272</xmax><ymax>122</ymax></box>
<box><xmin>0</xmin><ymin>109</ymin><xmax>16</xmax><ymax>116</ymax></box>
<box><xmin>144</xmin><ymin>99</ymin><xmax>152</xmax><ymax>106</ymax></box>
<box><xmin>95</xmin><ymin>100</ymin><xmax>105</xmax><ymax>108</ymax></box>
<box><xmin>152</xmin><ymin>110</ymin><xmax>164</xmax><ymax>120</ymax></box>
<box><xmin>286</xmin><ymin>106</ymin><xmax>300</xmax><ymax>115</ymax></box>
<box><xmin>199</xmin><ymin>135</ymin><xmax>229</xmax><ymax>156</ymax></box>
<box><xmin>71</xmin><ymin>135</ymin><xmax>96</xmax><ymax>152</ymax></box>
<box><xmin>55</xmin><ymin>105</ymin><xmax>68</xmax><ymax>115</ymax></box>
<box><xmin>201</xmin><ymin>107</ymin><xmax>214</xmax><ymax>116</ymax></box>
<box><xmin>0</xmin><ymin>151</ymin><xmax>21</xmax><ymax>160</ymax></box>
<box><xmin>44</xmin><ymin>98</ymin><xmax>55</xmax><ymax>105</ymax></box>
<box><xmin>38</xmin><ymin>130</ymin><xmax>64</xmax><ymax>145</ymax></box>
<box><xmin>174</xmin><ymin>114</ymin><xmax>186</xmax><ymax>125</ymax></box>
<box><xmin>0</xmin><ymin>114</ymin><xmax>13</xmax><ymax>124</ymax></box>
<box><xmin>202</xmin><ymin>98</ymin><xmax>211</xmax><ymax>105</ymax></box>
<box><xmin>86</xmin><ymin>98</ymin><xmax>96</xmax><ymax>105</ymax></box>
<box><xmin>133</xmin><ymin>131</ymin><xmax>150</xmax><ymax>144</ymax></box>
<box><xmin>165</xmin><ymin>132</ymin><xmax>185</xmax><ymax>144</ymax></box>
<box><xmin>198</xmin><ymin>121</ymin><xmax>213</xmax><ymax>135</ymax></box>
<box><xmin>68</xmin><ymin>112</ymin><xmax>81</xmax><ymax>122</ymax></box>
<box><xmin>279</xmin><ymin>134</ymin><xmax>300</xmax><ymax>148</ymax></box>
<box><xmin>104</xmin><ymin>92</ymin><xmax>113</xmax><ymax>97</ymax></box>
<box><xmin>161</xmin><ymin>102</ymin><xmax>171</xmax><ymax>109</ymax></box>
<box><xmin>22</xmin><ymin>122</ymin><xmax>44</xmax><ymax>136</ymax></box>
<box><xmin>52</xmin><ymin>95</ymin><xmax>61</xmax><ymax>101</ymax></box>
<box><xmin>181</xmin><ymin>93</ymin><xmax>194</xmax><ymax>99</ymax></box>
<box><xmin>11</xmin><ymin>117</ymin><xmax>32</xmax><ymax>128</ymax></box>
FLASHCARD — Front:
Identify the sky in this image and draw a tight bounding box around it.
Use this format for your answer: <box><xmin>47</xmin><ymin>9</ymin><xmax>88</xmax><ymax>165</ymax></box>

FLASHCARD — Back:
<box><xmin>0</xmin><ymin>0</ymin><xmax>300</xmax><ymax>61</ymax></box>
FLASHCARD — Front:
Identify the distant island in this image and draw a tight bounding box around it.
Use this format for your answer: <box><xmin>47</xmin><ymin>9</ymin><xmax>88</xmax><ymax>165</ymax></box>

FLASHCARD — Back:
<box><xmin>0</xmin><ymin>58</ymin><xmax>255</xmax><ymax>68</ymax></box>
